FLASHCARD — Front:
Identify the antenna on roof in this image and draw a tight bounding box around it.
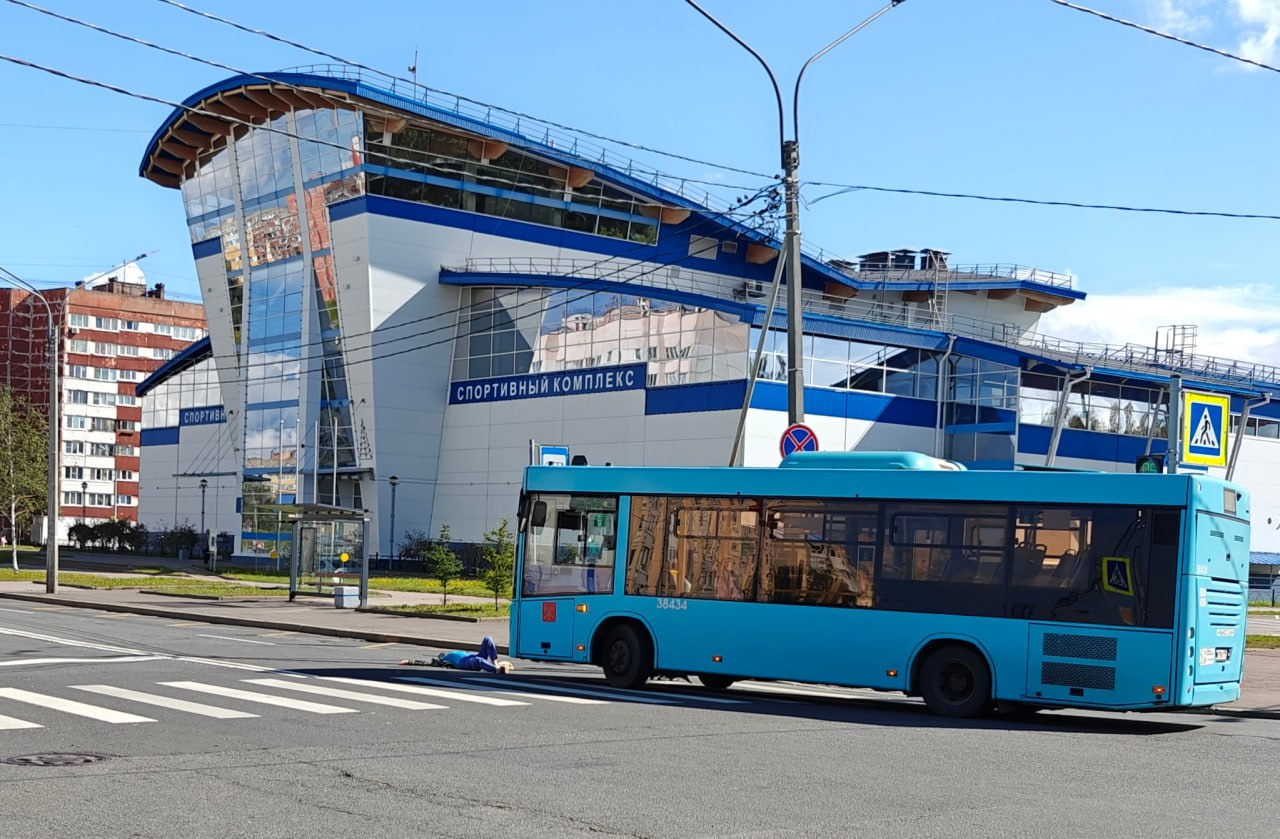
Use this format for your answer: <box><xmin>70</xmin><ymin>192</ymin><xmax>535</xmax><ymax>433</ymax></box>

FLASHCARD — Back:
<box><xmin>408</xmin><ymin>49</ymin><xmax>418</xmax><ymax>89</ymax></box>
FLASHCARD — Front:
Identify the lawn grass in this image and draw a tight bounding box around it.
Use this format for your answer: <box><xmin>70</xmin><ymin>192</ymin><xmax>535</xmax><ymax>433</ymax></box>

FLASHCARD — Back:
<box><xmin>223</xmin><ymin>570</ymin><xmax>495</xmax><ymax>598</ymax></box>
<box><xmin>1246</xmin><ymin>635</ymin><xmax>1280</xmax><ymax>649</ymax></box>
<box><xmin>143</xmin><ymin>583</ymin><xmax>289</xmax><ymax>598</ymax></box>
<box><xmin>366</xmin><ymin>602</ymin><xmax>509</xmax><ymax>619</ymax></box>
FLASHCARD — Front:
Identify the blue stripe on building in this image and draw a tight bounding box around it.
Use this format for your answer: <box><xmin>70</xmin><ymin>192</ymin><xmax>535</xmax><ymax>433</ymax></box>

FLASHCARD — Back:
<box><xmin>141</xmin><ymin>427</ymin><xmax>180</xmax><ymax>446</ymax></box>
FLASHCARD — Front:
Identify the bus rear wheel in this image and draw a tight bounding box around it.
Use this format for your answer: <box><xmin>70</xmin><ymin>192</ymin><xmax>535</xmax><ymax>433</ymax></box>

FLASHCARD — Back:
<box><xmin>696</xmin><ymin>674</ymin><xmax>736</xmax><ymax>691</ymax></box>
<box><xmin>601</xmin><ymin>624</ymin><xmax>653</xmax><ymax>690</ymax></box>
<box><xmin>919</xmin><ymin>645</ymin><xmax>991</xmax><ymax>718</ymax></box>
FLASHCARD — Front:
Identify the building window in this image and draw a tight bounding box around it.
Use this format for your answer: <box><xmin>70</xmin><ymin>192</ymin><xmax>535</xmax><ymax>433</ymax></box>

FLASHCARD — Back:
<box><xmin>115</xmin><ymin>420</ymin><xmax>138</xmax><ymax>432</ymax></box>
<box><xmin>66</xmin><ymin>415</ymin><xmax>87</xmax><ymax>429</ymax></box>
<box><xmin>64</xmin><ymin>440</ymin><xmax>85</xmax><ymax>455</ymax></box>
<box><xmin>62</xmin><ymin>491</ymin><xmax>83</xmax><ymax>506</ymax></box>
<box><xmin>92</xmin><ymin>392</ymin><xmax>116</xmax><ymax>406</ymax></box>
<box><xmin>122</xmin><ymin>320</ymin><xmax>139</xmax><ymax>331</ymax></box>
<box><xmin>95</xmin><ymin>317</ymin><xmax>119</xmax><ymax>331</ymax></box>
<box><xmin>67</xmin><ymin>390</ymin><xmax>89</xmax><ymax>404</ymax></box>
<box><xmin>68</xmin><ymin>339</ymin><xmax>90</xmax><ymax>353</ymax></box>
<box><xmin>64</xmin><ymin>466</ymin><xmax>83</xmax><ymax>480</ymax></box>
<box><xmin>91</xmin><ymin>417</ymin><xmax>115</xmax><ymax>433</ymax></box>
<box><xmin>117</xmin><ymin>394</ymin><xmax>137</xmax><ymax>406</ymax></box>
<box><xmin>114</xmin><ymin>444</ymin><xmax>137</xmax><ymax>457</ymax></box>
<box><xmin>116</xmin><ymin>470</ymin><xmax>135</xmax><ymax>481</ymax></box>
<box><xmin>90</xmin><ymin>442</ymin><xmax>113</xmax><ymax>457</ymax></box>
<box><xmin>67</xmin><ymin>365</ymin><xmax>88</xmax><ymax>379</ymax></box>
<box><xmin>118</xmin><ymin>370</ymin><xmax>140</xmax><ymax>382</ymax></box>
<box><xmin>93</xmin><ymin>368</ymin><xmax>117</xmax><ymax>382</ymax></box>
<box><xmin>116</xmin><ymin>495</ymin><xmax>135</xmax><ymax>506</ymax></box>
<box><xmin>94</xmin><ymin>342</ymin><xmax>115</xmax><ymax>355</ymax></box>
<box><xmin>118</xmin><ymin>344</ymin><xmax>139</xmax><ymax>357</ymax></box>
<box><xmin>88</xmin><ymin>493</ymin><xmax>112</xmax><ymax>506</ymax></box>
<box><xmin>69</xmin><ymin>313</ymin><xmax>90</xmax><ymax>328</ymax></box>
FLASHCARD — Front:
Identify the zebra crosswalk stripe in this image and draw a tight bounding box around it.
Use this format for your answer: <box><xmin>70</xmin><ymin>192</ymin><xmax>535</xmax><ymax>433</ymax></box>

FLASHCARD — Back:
<box><xmin>159</xmin><ymin>681</ymin><xmax>358</xmax><ymax>714</ymax></box>
<box><xmin>0</xmin><ymin>687</ymin><xmax>155</xmax><ymax>724</ymax></box>
<box><xmin>406</xmin><ymin>676</ymin><xmax>609</xmax><ymax>705</ymax></box>
<box><xmin>463</xmin><ymin>678</ymin><xmax>680</xmax><ymax>705</ymax></box>
<box><xmin>243</xmin><ymin>678</ymin><xmax>447</xmax><ymax>710</ymax></box>
<box><xmin>317</xmin><ymin>676</ymin><xmax>529</xmax><ymax>707</ymax></box>
<box><xmin>70</xmin><ymin>685</ymin><xmax>260</xmax><ymax>719</ymax></box>
<box><xmin>0</xmin><ymin>713</ymin><xmax>42</xmax><ymax>730</ymax></box>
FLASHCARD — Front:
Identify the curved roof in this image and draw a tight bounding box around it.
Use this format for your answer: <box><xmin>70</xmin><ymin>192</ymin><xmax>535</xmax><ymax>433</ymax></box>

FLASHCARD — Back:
<box><xmin>135</xmin><ymin>336</ymin><xmax>212</xmax><ymax>398</ymax></box>
<box><xmin>140</xmin><ymin>71</ymin><xmax>1083</xmax><ymax>303</ymax></box>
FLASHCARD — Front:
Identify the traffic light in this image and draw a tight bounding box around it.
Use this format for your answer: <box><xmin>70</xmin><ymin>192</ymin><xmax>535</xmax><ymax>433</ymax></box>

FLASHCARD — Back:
<box><xmin>1135</xmin><ymin>455</ymin><xmax>1165</xmax><ymax>474</ymax></box>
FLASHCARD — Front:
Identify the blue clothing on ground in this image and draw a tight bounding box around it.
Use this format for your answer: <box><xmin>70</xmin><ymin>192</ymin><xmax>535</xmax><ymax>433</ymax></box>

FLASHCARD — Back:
<box><xmin>439</xmin><ymin>635</ymin><xmax>500</xmax><ymax>673</ymax></box>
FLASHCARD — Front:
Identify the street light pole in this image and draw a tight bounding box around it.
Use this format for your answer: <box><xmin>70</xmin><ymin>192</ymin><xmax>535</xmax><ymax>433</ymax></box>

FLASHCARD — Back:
<box><xmin>387</xmin><ymin>475</ymin><xmax>399</xmax><ymax>562</ymax></box>
<box><xmin>199</xmin><ymin>478</ymin><xmax>208</xmax><ymax>560</ymax></box>
<box><xmin>81</xmin><ymin>480</ymin><xmax>87</xmax><ymax>526</ymax></box>
<box><xmin>682</xmin><ymin>0</ymin><xmax>908</xmax><ymax>424</ymax></box>
<box><xmin>0</xmin><ymin>266</ymin><xmax>60</xmax><ymax>593</ymax></box>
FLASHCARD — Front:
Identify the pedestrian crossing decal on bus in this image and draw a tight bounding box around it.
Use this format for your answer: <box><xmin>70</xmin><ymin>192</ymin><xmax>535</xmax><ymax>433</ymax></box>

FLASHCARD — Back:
<box><xmin>1101</xmin><ymin>556</ymin><xmax>1134</xmax><ymax>596</ymax></box>
<box><xmin>1182</xmin><ymin>391</ymin><xmax>1229</xmax><ymax>467</ymax></box>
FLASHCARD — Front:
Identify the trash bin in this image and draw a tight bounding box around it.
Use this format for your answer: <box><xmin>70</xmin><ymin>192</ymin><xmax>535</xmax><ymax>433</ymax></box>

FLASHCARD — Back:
<box><xmin>178</xmin><ymin>548</ymin><xmax>190</xmax><ymax>561</ymax></box>
<box><xmin>334</xmin><ymin>585</ymin><xmax>359</xmax><ymax>609</ymax></box>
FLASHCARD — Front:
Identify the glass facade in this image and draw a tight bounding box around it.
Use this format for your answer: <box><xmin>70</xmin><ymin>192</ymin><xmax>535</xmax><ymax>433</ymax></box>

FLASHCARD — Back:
<box><xmin>142</xmin><ymin>361</ymin><xmax>221</xmax><ymax>430</ymax></box>
<box><xmin>454</xmin><ymin>287</ymin><xmax>749</xmax><ymax>387</ymax></box>
<box><xmin>180</xmin><ymin>106</ymin><xmax>367</xmax><ymax>551</ymax></box>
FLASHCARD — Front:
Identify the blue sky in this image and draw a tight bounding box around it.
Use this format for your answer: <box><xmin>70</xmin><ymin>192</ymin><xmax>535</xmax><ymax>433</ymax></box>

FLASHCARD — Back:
<box><xmin>1</xmin><ymin>0</ymin><xmax>1278</xmax><ymax>361</ymax></box>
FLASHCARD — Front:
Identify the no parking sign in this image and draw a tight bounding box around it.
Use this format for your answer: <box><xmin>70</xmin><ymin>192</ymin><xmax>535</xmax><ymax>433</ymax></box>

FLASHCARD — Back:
<box><xmin>780</xmin><ymin>423</ymin><xmax>819</xmax><ymax>459</ymax></box>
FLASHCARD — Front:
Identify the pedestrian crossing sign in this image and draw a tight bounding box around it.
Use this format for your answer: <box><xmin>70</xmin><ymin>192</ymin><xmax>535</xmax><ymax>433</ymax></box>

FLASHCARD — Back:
<box><xmin>1182</xmin><ymin>391</ymin><xmax>1229</xmax><ymax>467</ymax></box>
<box><xmin>1101</xmin><ymin>556</ymin><xmax>1134</xmax><ymax>596</ymax></box>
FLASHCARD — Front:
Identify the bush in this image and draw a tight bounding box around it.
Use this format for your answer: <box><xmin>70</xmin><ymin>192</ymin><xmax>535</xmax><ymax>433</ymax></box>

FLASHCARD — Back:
<box><xmin>422</xmin><ymin>524</ymin><xmax>462</xmax><ymax>604</ymax></box>
<box><xmin>480</xmin><ymin>518</ymin><xmax>514</xmax><ymax>607</ymax></box>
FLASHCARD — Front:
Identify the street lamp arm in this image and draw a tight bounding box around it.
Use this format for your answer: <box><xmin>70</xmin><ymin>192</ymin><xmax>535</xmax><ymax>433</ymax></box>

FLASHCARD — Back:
<box><xmin>681</xmin><ymin>0</ymin><xmax>786</xmax><ymax>159</ymax></box>
<box><xmin>0</xmin><ymin>263</ymin><xmax>60</xmax><ymax>593</ymax></box>
<box><xmin>792</xmin><ymin>0</ymin><xmax>906</xmax><ymax>147</ymax></box>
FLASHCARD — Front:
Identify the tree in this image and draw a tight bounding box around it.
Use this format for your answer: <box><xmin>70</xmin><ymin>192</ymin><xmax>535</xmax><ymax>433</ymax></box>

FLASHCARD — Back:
<box><xmin>480</xmin><ymin>518</ymin><xmax>515</xmax><ymax>607</ymax></box>
<box><xmin>422</xmin><ymin>523</ymin><xmax>462</xmax><ymax>605</ymax></box>
<box><xmin>0</xmin><ymin>385</ymin><xmax>47</xmax><ymax>569</ymax></box>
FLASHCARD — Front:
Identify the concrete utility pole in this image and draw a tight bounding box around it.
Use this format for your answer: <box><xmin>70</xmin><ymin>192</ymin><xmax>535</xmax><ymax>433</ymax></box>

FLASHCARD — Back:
<box><xmin>0</xmin><ymin>266</ymin><xmax>60</xmax><ymax>593</ymax></box>
<box><xmin>682</xmin><ymin>0</ymin><xmax>909</xmax><ymax>424</ymax></box>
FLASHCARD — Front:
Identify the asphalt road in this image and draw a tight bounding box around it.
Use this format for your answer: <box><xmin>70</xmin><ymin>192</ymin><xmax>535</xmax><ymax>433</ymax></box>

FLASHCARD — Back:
<box><xmin>0</xmin><ymin>604</ymin><xmax>1276</xmax><ymax>839</ymax></box>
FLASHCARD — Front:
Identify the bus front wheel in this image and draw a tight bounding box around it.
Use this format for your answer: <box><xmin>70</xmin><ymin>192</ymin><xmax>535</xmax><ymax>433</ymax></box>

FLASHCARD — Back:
<box><xmin>919</xmin><ymin>645</ymin><xmax>991</xmax><ymax>718</ymax></box>
<box><xmin>601</xmin><ymin>624</ymin><xmax>653</xmax><ymax>690</ymax></box>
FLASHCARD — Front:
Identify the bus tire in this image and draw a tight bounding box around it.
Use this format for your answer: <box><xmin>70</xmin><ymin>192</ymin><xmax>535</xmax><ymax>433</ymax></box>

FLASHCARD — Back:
<box><xmin>919</xmin><ymin>644</ymin><xmax>991</xmax><ymax>718</ymax></box>
<box><xmin>601</xmin><ymin>623</ymin><xmax>653</xmax><ymax>690</ymax></box>
<box><xmin>696</xmin><ymin>674</ymin><xmax>735</xmax><ymax>691</ymax></box>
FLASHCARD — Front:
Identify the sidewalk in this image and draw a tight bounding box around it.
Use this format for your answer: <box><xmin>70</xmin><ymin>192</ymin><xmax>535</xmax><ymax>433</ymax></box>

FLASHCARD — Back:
<box><xmin>1</xmin><ymin>559</ymin><xmax>1278</xmax><ymax>719</ymax></box>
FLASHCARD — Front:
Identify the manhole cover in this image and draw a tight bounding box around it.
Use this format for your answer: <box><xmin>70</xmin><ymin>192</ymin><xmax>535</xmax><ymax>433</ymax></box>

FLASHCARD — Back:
<box><xmin>3</xmin><ymin>753</ymin><xmax>110</xmax><ymax>767</ymax></box>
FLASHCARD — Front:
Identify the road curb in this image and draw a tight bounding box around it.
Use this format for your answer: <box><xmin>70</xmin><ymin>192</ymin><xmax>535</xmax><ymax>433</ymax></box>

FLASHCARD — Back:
<box><xmin>0</xmin><ymin>591</ymin><xmax>508</xmax><ymax>654</ymax></box>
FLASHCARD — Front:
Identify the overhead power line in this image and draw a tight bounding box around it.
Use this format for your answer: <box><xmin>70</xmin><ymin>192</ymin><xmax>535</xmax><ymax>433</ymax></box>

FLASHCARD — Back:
<box><xmin>1049</xmin><ymin>0</ymin><xmax>1280</xmax><ymax>75</ymax></box>
<box><xmin>148</xmin><ymin>0</ymin><xmax>775</xmax><ymax>181</ymax></box>
<box><xmin>806</xmin><ymin>183</ymin><xmax>1280</xmax><ymax>221</ymax></box>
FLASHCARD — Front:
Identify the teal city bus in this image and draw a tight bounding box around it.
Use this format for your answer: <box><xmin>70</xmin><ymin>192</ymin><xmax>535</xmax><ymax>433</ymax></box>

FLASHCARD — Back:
<box><xmin>510</xmin><ymin>452</ymin><xmax>1249</xmax><ymax>718</ymax></box>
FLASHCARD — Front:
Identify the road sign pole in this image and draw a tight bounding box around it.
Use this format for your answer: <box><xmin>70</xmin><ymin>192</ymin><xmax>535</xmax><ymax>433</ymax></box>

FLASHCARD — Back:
<box><xmin>1166</xmin><ymin>374</ymin><xmax>1181</xmax><ymax>474</ymax></box>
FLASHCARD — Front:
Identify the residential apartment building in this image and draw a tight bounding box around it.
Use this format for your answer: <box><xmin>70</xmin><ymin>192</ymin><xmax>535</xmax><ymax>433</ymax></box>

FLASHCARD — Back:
<box><xmin>0</xmin><ymin>262</ymin><xmax>205</xmax><ymax>542</ymax></box>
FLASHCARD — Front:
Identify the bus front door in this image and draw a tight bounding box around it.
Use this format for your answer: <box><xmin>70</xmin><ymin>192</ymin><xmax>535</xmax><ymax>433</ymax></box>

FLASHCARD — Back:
<box><xmin>515</xmin><ymin>598</ymin><xmax>577</xmax><ymax>660</ymax></box>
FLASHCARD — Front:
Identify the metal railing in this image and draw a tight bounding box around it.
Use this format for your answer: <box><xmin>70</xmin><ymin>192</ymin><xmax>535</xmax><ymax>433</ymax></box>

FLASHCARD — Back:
<box><xmin>449</xmin><ymin>256</ymin><xmax>1280</xmax><ymax>391</ymax></box>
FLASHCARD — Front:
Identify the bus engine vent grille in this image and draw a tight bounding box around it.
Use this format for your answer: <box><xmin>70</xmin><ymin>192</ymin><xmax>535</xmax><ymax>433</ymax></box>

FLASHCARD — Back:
<box><xmin>1043</xmin><ymin>633</ymin><xmax>1118</xmax><ymax>661</ymax></box>
<box><xmin>1041</xmin><ymin>661</ymin><xmax>1116</xmax><ymax>691</ymax></box>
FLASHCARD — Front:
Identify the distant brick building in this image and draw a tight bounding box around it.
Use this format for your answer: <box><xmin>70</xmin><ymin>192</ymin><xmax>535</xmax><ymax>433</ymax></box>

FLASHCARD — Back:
<box><xmin>0</xmin><ymin>263</ymin><xmax>205</xmax><ymax>541</ymax></box>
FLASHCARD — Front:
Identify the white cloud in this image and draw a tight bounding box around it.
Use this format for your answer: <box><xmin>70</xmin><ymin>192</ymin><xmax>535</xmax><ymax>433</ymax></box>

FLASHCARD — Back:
<box><xmin>1036</xmin><ymin>284</ymin><xmax>1280</xmax><ymax>366</ymax></box>
<box><xmin>1145</xmin><ymin>0</ymin><xmax>1214</xmax><ymax>34</ymax></box>
<box><xmin>1233</xmin><ymin>0</ymin><xmax>1280</xmax><ymax>64</ymax></box>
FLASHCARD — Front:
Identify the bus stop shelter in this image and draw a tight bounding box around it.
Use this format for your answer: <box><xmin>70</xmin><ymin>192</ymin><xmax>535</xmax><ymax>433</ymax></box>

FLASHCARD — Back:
<box><xmin>280</xmin><ymin>504</ymin><xmax>370</xmax><ymax>604</ymax></box>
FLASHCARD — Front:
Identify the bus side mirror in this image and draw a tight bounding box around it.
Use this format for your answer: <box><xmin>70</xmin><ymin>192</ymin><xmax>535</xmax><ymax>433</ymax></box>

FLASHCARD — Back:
<box><xmin>530</xmin><ymin>501</ymin><xmax>547</xmax><ymax>529</ymax></box>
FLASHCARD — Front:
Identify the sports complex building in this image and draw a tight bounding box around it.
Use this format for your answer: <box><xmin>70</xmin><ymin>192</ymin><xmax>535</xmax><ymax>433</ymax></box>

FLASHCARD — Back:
<box><xmin>135</xmin><ymin>68</ymin><xmax>1280</xmax><ymax>585</ymax></box>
